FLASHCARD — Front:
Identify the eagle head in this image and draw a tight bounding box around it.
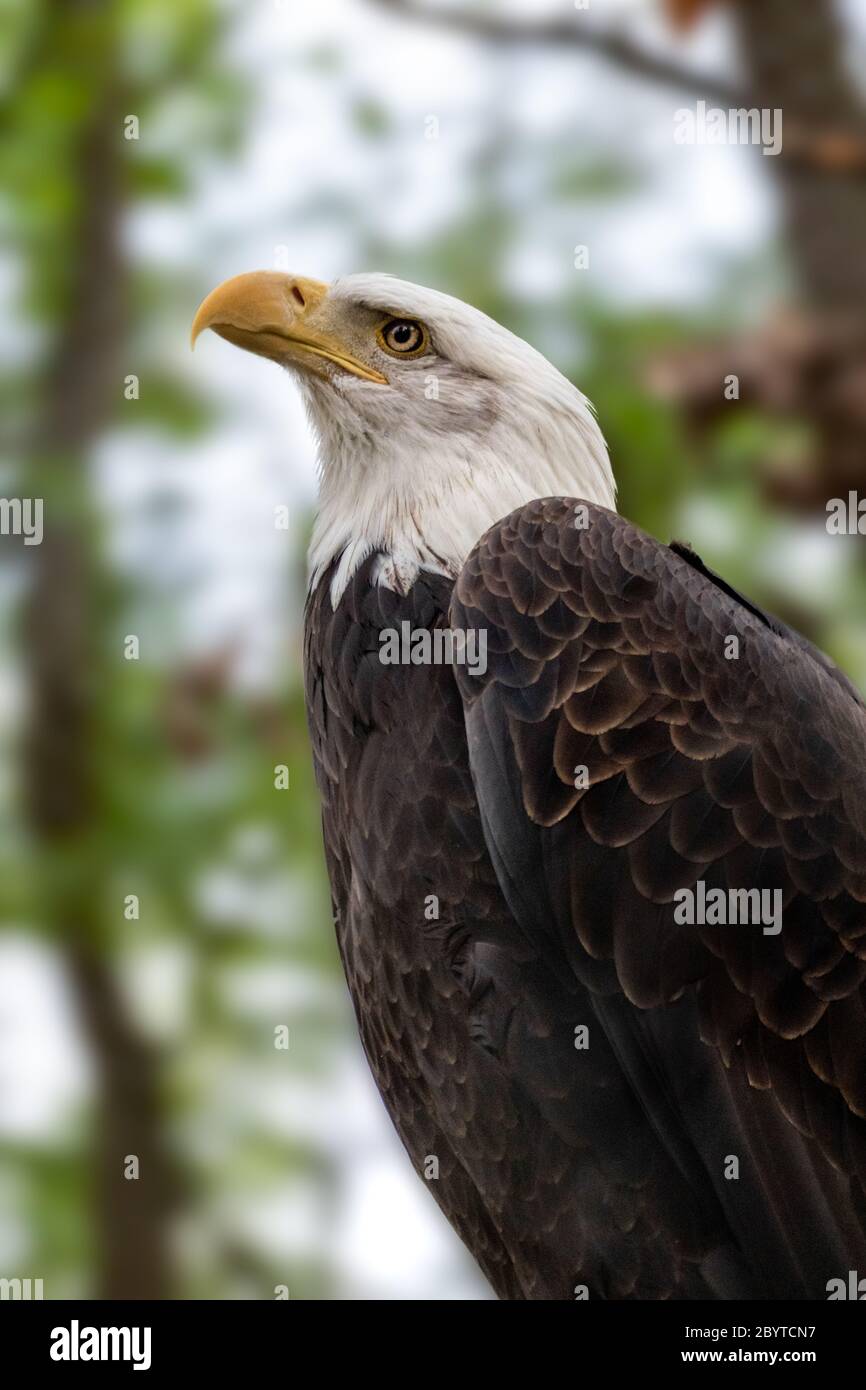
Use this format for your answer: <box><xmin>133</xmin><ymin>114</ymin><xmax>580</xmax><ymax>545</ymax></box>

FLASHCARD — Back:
<box><xmin>192</xmin><ymin>271</ymin><xmax>615</xmax><ymax>602</ymax></box>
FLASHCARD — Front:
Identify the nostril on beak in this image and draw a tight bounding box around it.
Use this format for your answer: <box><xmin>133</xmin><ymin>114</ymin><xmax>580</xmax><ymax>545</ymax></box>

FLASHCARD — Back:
<box><xmin>290</xmin><ymin>284</ymin><xmax>306</xmax><ymax>309</ymax></box>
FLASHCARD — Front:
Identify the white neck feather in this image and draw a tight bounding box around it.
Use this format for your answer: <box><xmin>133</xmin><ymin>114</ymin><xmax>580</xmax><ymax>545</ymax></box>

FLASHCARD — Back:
<box><xmin>302</xmin><ymin>337</ymin><xmax>616</xmax><ymax>607</ymax></box>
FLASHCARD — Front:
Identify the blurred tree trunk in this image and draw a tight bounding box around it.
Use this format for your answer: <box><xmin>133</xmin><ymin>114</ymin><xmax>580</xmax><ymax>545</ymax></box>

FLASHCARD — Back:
<box><xmin>23</xmin><ymin>11</ymin><xmax>179</xmax><ymax>1300</ymax></box>
<box><xmin>734</xmin><ymin>0</ymin><xmax>866</xmax><ymax>313</ymax></box>
<box><xmin>732</xmin><ymin>0</ymin><xmax>866</xmax><ymax>496</ymax></box>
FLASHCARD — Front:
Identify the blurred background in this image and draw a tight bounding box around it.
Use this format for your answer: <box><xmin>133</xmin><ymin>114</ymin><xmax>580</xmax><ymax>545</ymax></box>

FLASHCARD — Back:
<box><xmin>1</xmin><ymin>0</ymin><xmax>866</xmax><ymax>1300</ymax></box>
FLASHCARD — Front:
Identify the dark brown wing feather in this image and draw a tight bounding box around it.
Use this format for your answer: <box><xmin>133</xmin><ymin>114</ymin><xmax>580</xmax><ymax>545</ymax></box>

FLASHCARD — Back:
<box><xmin>307</xmin><ymin>555</ymin><xmax>762</xmax><ymax>1298</ymax></box>
<box><xmin>451</xmin><ymin>497</ymin><xmax>866</xmax><ymax>1296</ymax></box>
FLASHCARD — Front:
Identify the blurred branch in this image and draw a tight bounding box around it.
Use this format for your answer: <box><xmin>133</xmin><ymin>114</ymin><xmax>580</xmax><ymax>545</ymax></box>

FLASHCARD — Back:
<box><xmin>370</xmin><ymin>0</ymin><xmax>866</xmax><ymax>175</ymax></box>
<box><xmin>646</xmin><ymin>308</ymin><xmax>866</xmax><ymax>506</ymax></box>
<box><xmin>371</xmin><ymin>0</ymin><xmax>743</xmax><ymax>105</ymax></box>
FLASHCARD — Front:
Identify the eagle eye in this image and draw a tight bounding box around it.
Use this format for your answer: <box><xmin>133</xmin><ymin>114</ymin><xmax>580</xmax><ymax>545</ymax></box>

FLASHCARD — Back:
<box><xmin>377</xmin><ymin>317</ymin><xmax>429</xmax><ymax>358</ymax></box>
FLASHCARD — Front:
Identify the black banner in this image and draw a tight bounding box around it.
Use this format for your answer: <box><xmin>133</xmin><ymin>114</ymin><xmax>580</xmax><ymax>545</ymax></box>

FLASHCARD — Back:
<box><xmin>0</xmin><ymin>1297</ymin><xmax>862</xmax><ymax>1374</ymax></box>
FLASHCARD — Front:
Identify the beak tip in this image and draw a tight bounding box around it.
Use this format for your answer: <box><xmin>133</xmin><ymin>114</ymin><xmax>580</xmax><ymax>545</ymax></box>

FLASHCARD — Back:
<box><xmin>190</xmin><ymin>305</ymin><xmax>210</xmax><ymax>351</ymax></box>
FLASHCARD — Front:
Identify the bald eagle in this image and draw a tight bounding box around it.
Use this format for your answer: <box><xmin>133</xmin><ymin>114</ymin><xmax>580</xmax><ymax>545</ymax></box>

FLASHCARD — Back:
<box><xmin>192</xmin><ymin>272</ymin><xmax>866</xmax><ymax>1300</ymax></box>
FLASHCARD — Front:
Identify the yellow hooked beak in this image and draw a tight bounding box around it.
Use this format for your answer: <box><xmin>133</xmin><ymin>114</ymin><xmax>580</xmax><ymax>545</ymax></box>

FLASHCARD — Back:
<box><xmin>190</xmin><ymin>270</ymin><xmax>388</xmax><ymax>384</ymax></box>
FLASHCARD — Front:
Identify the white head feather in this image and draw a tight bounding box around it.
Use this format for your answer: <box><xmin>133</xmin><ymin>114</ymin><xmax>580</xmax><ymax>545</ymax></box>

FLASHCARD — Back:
<box><xmin>297</xmin><ymin>274</ymin><xmax>615</xmax><ymax>605</ymax></box>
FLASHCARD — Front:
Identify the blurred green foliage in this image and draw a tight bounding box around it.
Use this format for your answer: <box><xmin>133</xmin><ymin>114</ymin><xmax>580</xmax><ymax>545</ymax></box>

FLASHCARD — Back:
<box><xmin>1</xmin><ymin>0</ymin><xmax>342</xmax><ymax>1301</ymax></box>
